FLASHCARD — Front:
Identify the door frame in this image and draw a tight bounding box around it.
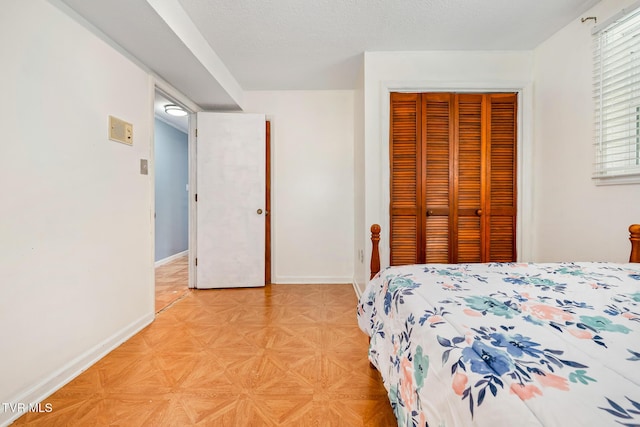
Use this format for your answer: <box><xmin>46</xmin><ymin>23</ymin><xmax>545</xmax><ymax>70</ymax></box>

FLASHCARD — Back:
<box><xmin>151</xmin><ymin>83</ymin><xmax>200</xmax><ymax>291</ymax></box>
<box><xmin>150</xmin><ymin>80</ymin><xmax>201</xmax><ymax>290</ymax></box>
<box><xmin>265</xmin><ymin>120</ymin><xmax>272</xmax><ymax>284</ymax></box>
<box><xmin>379</xmin><ymin>81</ymin><xmax>533</xmax><ymax>267</ymax></box>
<box><xmin>187</xmin><ymin>109</ymin><xmax>197</xmax><ymax>288</ymax></box>
<box><xmin>153</xmin><ymin>81</ymin><xmax>272</xmax><ymax>289</ymax></box>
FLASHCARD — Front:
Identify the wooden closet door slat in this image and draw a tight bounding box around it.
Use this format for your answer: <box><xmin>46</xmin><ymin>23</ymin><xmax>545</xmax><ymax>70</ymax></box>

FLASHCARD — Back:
<box><xmin>423</xmin><ymin>93</ymin><xmax>452</xmax><ymax>263</ymax></box>
<box><xmin>486</xmin><ymin>93</ymin><xmax>517</xmax><ymax>262</ymax></box>
<box><xmin>390</xmin><ymin>93</ymin><xmax>422</xmax><ymax>265</ymax></box>
<box><xmin>456</xmin><ymin>94</ymin><xmax>483</xmax><ymax>263</ymax></box>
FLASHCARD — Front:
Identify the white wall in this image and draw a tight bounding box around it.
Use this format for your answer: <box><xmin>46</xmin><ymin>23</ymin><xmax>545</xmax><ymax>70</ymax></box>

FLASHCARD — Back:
<box><xmin>532</xmin><ymin>0</ymin><xmax>640</xmax><ymax>262</ymax></box>
<box><xmin>359</xmin><ymin>51</ymin><xmax>534</xmax><ymax>291</ymax></box>
<box><xmin>243</xmin><ymin>91</ymin><xmax>354</xmax><ymax>284</ymax></box>
<box><xmin>353</xmin><ymin>60</ymin><xmax>366</xmax><ymax>292</ymax></box>
<box><xmin>0</xmin><ymin>2</ymin><xmax>154</xmax><ymax>423</ymax></box>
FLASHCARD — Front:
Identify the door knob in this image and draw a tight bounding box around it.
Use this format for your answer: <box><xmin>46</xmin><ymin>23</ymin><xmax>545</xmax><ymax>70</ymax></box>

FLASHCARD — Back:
<box><xmin>476</xmin><ymin>209</ymin><xmax>482</xmax><ymax>216</ymax></box>
<box><xmin>426</xmin><ymin>210</ymin><xmax>434</xmax><ymax>216</ymax></box>
<box><xmin>257</xmin><ymin>209</ymin><xmax>263</xmax><ymax>215</ymax></box>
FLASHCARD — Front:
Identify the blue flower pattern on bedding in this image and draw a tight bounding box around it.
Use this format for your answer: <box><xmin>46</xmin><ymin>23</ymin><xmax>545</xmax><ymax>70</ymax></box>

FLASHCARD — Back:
<box><xmin>357</xmin><ymin>262</ymin><xmax>640</xmax><ymax>427</ymax></box>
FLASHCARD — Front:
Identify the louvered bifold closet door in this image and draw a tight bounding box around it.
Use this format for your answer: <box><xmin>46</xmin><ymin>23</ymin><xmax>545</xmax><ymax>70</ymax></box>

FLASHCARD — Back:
<box><xmin>486</xmin><ymin>94</ymin><xmax>517</xmax><ymax>261</ymax></box>
<box><xmin>390</xmin><ymin>93</ymin><xmax>423</xmax><ymax>265</ymax></box>
<box><xmin>455</xmin><ymin>94</ymin><xmax>484</xmax><ymax>263</ymax></box>
<box><xmin>423</xmin><ymin>94</ymin><xmax>453</xmax><ymax>263</ymax></box>
<box><xmin>390</xmin><ymin>92</ymin><xmax>517</xmax><ymax>265</ymax></box>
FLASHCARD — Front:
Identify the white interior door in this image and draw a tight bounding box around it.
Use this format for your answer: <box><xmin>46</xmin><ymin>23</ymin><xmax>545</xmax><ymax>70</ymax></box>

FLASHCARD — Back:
<box><xmin>195</xmin><ymin>112</ymin><xmax>266</xmax><ymax>289</ymax></box>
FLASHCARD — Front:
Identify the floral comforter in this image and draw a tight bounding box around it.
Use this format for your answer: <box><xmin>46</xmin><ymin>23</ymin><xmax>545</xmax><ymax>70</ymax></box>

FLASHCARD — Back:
<box><xmin>357</xmin><ymin>262</ymin><xmax>640</xmax><ymax>427</ymax></box>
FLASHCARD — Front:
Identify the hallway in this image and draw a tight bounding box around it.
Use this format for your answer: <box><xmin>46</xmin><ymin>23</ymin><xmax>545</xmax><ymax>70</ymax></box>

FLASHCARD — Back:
<box><xmin>155</xmin><ymin>256</ymin><xmax>189</xmax><ymax>313</ymax></box>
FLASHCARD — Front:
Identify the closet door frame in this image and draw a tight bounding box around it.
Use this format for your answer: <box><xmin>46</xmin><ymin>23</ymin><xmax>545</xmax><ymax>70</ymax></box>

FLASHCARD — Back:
<box><xmin>378</xmin><ymin>82</ymin><xmax>533</xmax><ymax>273</ymax></box>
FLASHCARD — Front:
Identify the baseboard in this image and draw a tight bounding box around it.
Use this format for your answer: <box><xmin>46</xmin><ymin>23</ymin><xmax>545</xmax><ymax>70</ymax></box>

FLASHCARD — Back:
<box><xmin>353</xmin><ymin>275</ymin><xmax>368</xmax><ymax>298</ymax></box>
<box><xmin>273</xmin><ymin>276</ymin><xmax>353</xmax><ymax>285</ymax></box>
<box><xmin>154</xmin><ymin>250</ymin><xmax>188</xmax><ymax>267</ymax></box>
<box><xmin>0</xmin><ymin>313</ymin><xmax>154</xmax><ymax>427</ymax></box>
<box><xmin>352</xmin><ymin>279</ymin><xmax>362</xmax><ymax>299</ymax></box>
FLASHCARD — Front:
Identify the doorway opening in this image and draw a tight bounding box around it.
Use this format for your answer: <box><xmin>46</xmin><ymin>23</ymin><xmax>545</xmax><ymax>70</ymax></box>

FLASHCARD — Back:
<box><xmin>153</xmin><ymin>88</ymin><xmax>191</xmax><ymax>312</ymax></box>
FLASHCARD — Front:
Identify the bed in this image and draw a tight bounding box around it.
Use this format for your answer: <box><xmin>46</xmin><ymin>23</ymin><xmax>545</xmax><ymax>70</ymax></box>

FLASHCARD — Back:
<box><xmin>357</xmin><ymin>224</ymin><xmax>640</xmax><ymax>427</ymax></box>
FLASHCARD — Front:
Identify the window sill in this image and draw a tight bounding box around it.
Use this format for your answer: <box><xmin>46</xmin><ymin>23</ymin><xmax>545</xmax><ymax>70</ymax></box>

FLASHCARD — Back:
<box><xmin>592</xmin><ymin>173</ymin><xmax>640</xmax><ymax>186</ymax></box>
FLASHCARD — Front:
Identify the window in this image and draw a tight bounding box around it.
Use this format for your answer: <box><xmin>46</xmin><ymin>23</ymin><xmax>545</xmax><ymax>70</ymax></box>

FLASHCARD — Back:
<box><xmin>593</xmin><ymin>4</ymin><xmax>640</xmax><ymax>184</ymax></box>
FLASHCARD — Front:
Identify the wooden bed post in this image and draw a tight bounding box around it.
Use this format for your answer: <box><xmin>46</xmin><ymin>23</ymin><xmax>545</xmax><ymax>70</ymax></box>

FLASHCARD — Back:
<box><xmin>630</xmin><ymin>224</ymin><xmax>640</xmax><ymax>263</ymax></box>
<box><xmin>370</xmin><ymin>224</ymin><xmax>381</xmax><ymax>279</ymax></box>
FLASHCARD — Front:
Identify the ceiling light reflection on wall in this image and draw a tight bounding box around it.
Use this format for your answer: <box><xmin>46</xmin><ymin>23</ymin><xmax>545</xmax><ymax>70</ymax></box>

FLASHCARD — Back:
<box><xmin>164</xmin><ymin>104</ymin><xmax>187</xmax><ymax>117</ymax></box>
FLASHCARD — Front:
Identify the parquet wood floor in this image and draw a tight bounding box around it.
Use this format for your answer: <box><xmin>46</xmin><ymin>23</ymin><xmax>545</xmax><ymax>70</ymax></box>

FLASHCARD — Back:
<box><xmin>14</xmin><ymin>283</ymin><xmax>396</xmax><ymax>426</ymax></box>
<box><xmin>155</xmin><ymin>256</ymin><xmax>190</xmax><ymax>313</ymax></box>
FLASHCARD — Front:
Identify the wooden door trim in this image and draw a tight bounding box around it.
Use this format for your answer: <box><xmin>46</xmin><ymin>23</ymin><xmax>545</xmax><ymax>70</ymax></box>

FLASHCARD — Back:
<box><xmin>265</xmin><ymin>120</ymin><xmax>271</xmax><ymax>285</ymax></box>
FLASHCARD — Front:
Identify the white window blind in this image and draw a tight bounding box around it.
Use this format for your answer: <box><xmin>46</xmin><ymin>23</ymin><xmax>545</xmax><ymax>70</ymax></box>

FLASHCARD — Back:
<box><xmin>593</xmin><ymin>4</ymin><xmax>640</xmax><ymax>184</ymax></box>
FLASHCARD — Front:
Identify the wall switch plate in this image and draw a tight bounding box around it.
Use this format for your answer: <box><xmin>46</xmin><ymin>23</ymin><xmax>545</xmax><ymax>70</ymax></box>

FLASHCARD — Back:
<box><xmin>140</xmin><ymin>159</ymin><xmax>148</xmax><ymax>175</ymax></box>
<box><xmin>109</xmin><ymin>115</ymin><xmax>133</xmax><ymax>145</ymax></box>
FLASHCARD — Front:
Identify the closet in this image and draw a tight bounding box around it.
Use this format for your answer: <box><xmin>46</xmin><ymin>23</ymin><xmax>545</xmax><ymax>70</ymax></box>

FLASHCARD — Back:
<box><xmin>389</xmin><ymin>92</ymin><xmax>517</xmax><ymax>265</ymax></box>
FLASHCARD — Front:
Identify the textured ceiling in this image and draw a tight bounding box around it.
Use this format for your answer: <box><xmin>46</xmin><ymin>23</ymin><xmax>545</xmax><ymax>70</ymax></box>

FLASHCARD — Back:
<box><xmin>177</xmin><ymin>0</ymin><xmax>600</xmax><ymax>90</ymax></box>
<box><xmin>57</xmin><ymin>0</ymin><xmax>601</xmax><ymax>109</ymax></box>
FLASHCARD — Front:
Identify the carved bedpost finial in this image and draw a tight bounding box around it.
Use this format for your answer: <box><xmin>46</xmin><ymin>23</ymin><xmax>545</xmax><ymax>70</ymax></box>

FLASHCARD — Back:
<box><xmin>630</xmin><ymin>224</ymin><xmax>640</xmax><ymax>263</ymax></box>
<box><xmin>370</xmin><ymin>224</ymin><xmax>381</xmax><ymax>279</ymax></box>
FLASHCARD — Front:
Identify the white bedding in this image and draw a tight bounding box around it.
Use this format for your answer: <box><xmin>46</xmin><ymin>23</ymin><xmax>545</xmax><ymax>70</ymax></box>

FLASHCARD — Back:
<box><xmin>357</xmin><ymin>262</ymin><xmax>640</xmax><ymax>426</ymax></box>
